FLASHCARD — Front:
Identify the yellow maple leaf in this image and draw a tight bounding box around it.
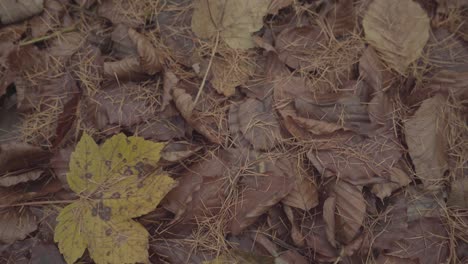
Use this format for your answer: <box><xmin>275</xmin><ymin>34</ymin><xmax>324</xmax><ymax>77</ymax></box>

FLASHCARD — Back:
<box><xmin>54</xmin><ymin>133</ymin><xmax>176</xmax><ymax>264</ymax></box>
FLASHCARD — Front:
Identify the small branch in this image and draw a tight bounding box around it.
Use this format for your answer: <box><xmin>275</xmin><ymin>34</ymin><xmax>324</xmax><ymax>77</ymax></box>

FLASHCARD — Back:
<box><xmin>194</xmin><ymin>32</ymin><xmax>220</xmax><ymax>105</ymax></box>
<box><xmin>19</xmin><ymin>25</ymin><xmax>76</xmax><ymax>46</ymax></box>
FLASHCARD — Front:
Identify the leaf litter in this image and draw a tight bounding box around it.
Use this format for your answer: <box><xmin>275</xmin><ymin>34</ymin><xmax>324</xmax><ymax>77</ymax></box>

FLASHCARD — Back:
<box><xmin>0</xmin><ymin>0</ymin><xmax>467</xmax><ymax>263</ymax></box>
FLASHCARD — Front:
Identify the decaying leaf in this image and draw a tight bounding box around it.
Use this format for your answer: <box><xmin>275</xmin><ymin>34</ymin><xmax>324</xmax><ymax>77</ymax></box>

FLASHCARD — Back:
<box><xmin>404</xmin><ymin>94</ymin><xmax>449</xmax><ymax>191</ymax></box>
<box><xmin>210</xmin><ymin>53</ymin><xmax>254</xmax><ymax>97</ymax></box>
<box><xmin>0</xmin><ymin>142</ymin><xmax>50</xmax><ymax>174</ymax></box>
<box><xmin>0</xmin><ymin>208</ymin><xmax>38</xmax><ymax>244</ymax></box>
<box><xmin>371</xmin><ymin>164</ymin><xmax>411</xmax><ymax>200</ymax></box>
<box><xmin>282</xmin><ymin>178</ymin><xmax>319</xmax><ymax>211</ymax></box>
<box><xmin>54</xmin><ymin>133</ymin><xmax>176</xmax><ymax>264</ymax></box>
<box><xmin>363</xmin><ymin>0</ymin><xmax>430</xmax><ymax>74</ymax></box>
<box><xmin>0</xmin><ymin>0</ymin><xmax>44</xmax><ymax>25</ymax></box>
<box><xmin>128</xmin><ymin>28</ymin><xmax>164</xmax><ymax>75</ymax></box>
<box><xmin>325</xmin><ymin>181</ymin><xmax>366</xmax><ymax>244</ymax></box>
<box><xmin>191</xmin><ymin>0</ymin><xmax>270</xmax><ymax>49</ymax></box>
<box><xmin>230</xmin><ymin>155</ymin><xmax>295</xmax><ymax>235</ymax></box>
<box><xmin>229</xmin><ymin>98</ymin><xmax>281</xmax><ymax>150</ymax></box>
<box><xmin>0</xmin><ymin>169</ymin><xmax>43</xmax><ymax>187</ymax></box>
<box><xmin>447</xmin><ymin>178</ymin><xmax>468</xmax><ymax>208</ymax></box>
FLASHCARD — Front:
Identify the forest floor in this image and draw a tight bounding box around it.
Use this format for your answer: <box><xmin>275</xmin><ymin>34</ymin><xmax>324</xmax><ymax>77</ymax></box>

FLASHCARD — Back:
<box><xmin>0</xmin><ymin>0</ymin><xmax>467</xmax><ymax>263</ymax></box>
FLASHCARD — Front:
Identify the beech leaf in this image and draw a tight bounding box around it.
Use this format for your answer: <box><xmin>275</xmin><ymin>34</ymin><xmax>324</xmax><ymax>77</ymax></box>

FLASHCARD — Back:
<box><xmin>363</xmin><ymin>0</ymin><xmax>430</xmax><ymax>74</ymax></box>
<box><xmin>191</xmin><ymin>0</ymin><xmax>270</xmax><ymax>49</ymax></box>
<box><xmin>54</xmin><ymin>133</ymin><xmax>176</xmax><ymax>264</ymax></box>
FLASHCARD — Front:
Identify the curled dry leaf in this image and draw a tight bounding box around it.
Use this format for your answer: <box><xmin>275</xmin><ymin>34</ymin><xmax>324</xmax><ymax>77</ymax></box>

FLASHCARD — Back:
<box><xmin>229</xmin><ymin>98</ymin><xmax>281</xmax><ymax>150</ymax></box>
<box><xmin>326</xmin><ymin>181</ymin><xmax>366</xmax><ymax>244</ymax></box>
<box><xmin>162</xmin><ymin>71</ymin><xmax>179</xmax><ymax>110</ymax></box>
<box><xmin>110</xmin><ymin>24</ymin><xmax>137</xmax><ymax>59</ymax></box>
<box><xmin>128</xmin><ymin>28</ymin><xmax>164</xmax><ymax>75</ymax></box>
<box><xmin>404</xmin><ymin>94</ymin><xmax>448</xmax><ymax>191</ymax></box>
<box><xmin>283</xmin><ymin>205</ymin><xmax>306</xmax><ymax>247</ymax></box>
<box><xmin>0</xmin><ymin>208</ymin><xmax>37</xmax><ymax>244</ymax></box>
<box><xmin>322</xmin><ymin>195</ymin><xmax>337</xmax><ymax>247</ymax></box>
<box><xmin>230</xmin><ymin>155</ymin><xmax>295</xmax><ymax>235</ymax></box>
<box><xmin>161</xmin><ymin>141</ymin><xmax>202</xmax><ymax>163</ymax></box>
<box><xmin>0</xmin><ymin>0</ymin><xmax>43</xmax><ymax>25</ymax></box>
<box><xmin>0</xmin><ymin>169</ymin><xmax>43</xmax><ymax>187</ymax></box>
<box><xmin>370</xmin><ymin>163</ymin><xmax>411</xmax><ymax>200</ymax></box>
<box><xmin>103</xmin><ymin>57</ymin><xmax>148</xmax><ymax>81</ymax></box>
<box><xmin>363</xmin><ymin>0</ymin><xmax>430</xmax><ymax>74</ymax></box>
<box><xmin>191</xmin><ymin>0</ymin><xmax>270</xmax><ymax>49</ymax></box>
<box><xmin>282</xmin><ymin>177</ymin><xmax>319</xmax><ymax>211</ymax></box>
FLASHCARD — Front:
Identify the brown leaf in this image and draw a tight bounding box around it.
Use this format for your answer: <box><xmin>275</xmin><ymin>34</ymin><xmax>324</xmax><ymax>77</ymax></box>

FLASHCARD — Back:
<box><xmin>151</xmin><ymin>239</ymin><xmax>212</xmax><ymax>264</ymax></box>
<box><xmin>0</xmin><ymin>169</ymin><xmax>43</xmax><ymax>187</ymax></box>
<box><xmin>447</xmin><ymin>178</ymin><xmax>468</xmax><ymax>208</ymax></box>
<box><xmin>172</xmin><ymin>87</ymin><xmax>224</xmax><ymax>144</ymax></box>
<box><xmin>31</xmin><ymin>243</ymin><xmax>66</xmax><ymax>264</ymax></box>
<box><xmin>370</xmin><ymin>164</ymin><xmax>411</xmax><ymax>200</ymax></box>
<box><xmin>128</xmin><ymin>28</ymin><xmax>164</xmax><ymax>75</ymax></box>
<box><xmin>283</xmin><ymin>205</ymin><xmax>305</xmax><ymax>247</ymax></box>
<box><xmin>328</xmin><ymin>181</ymin><xmax>366</xmax><ymax>244</ymax></box>
<box><xmin>90</xmin><ymin>83</ymin><xmax>154</xmax><ymax>129</ymax></box>
<box><xmin>359</xmin><ymin>47</ymin><xmax>395</xmax><ymax>93</ymax></box>
<box><xmin>0</xmin><ymin>142</ymin><xmax>50</xmax><ymax>174</ymax></box>
<box><xmin>303</xmin><ymin>215</ymin><xmax>339</xmax><ymax>262</ymax></box>
<box><xmin>363</xmin><ymin>0</ymin><xmax>430</xmax><ymax>74</ymax></box>
<box><xmin>0</xmin><ymin>0</ymin><xmax>43</xmax><ymax>24</ymax></box>
<box><xmin>0</xmin><ymin>208</ymin><xmax>37</xmax><ymax>243</ymax></box>
<box><xmin>162</xmin><ymin>71</ymin><xmax>179</xmax><ymax>111</ymax></box>
<box><xmin>210</xmin><ymin>53</ymin><xmax>254</xmax><ymax>97</ymax></box>
<box><xmin>50</xmin><ymin>147</ymin><xmax>73</xmax><ymax>188</ymax></box>
<box><xmin>268</xmin><ymin>0</ymin><xmax>294</xmax><ymax>15</ymax></box>
<box><xmin>282</xmin><ymin>178</ymin><xmax>319</xmax><ymax>211</ymax></box>
<box><xmin>323</xmin><ymin>195</ymin><xmax>337</xmax><ymax>247</ymax></box>
<box><xmin>308</xmin><ymin>130</ymin><xmax>403</xmax><ymax>185</ymax></box>
<box><xmin>110</xmin><ymin>24</ymin><xmax>137</xmax><ymax>59</ymax></box>
<box><xmin>163</xmin><ymin>150</ymin><xmax>232</xmax><ymax>222</ymax></box>
<box><xmin>276</xmin><ymin>26</ymin><xmax>327</xmax><ymax>70</ymax></box>
<box><xmin>230</xmin><ymin>155</ymin><xmax>295</xmax><ymax>235</ymax></box>
<box><xmin>322</xmin><ymin>0</ymin><xmax>356</xmax><ymax>36</ymax></box>
<box><xmin>428</xmin><ymin>70</ymin><xmax>468</xmax><ymax>101</ymax></box>
<box><xmin>131</xmin><ymin>115</ymin><xmax>186</xmax><ymax>142</ymax></box>
<box><xmin>229</xmin><ymin>98</ymin><xmax>281</xmax><ymax>150</ymax></box>
<box><xmin>161</xmin><ymin>141</ymin><xmax>202</xmax><ymax>163</ymax></box>
<box><xmin>103</xmin><ymin>57</ymin><xmax>148</xmax><ymax>81</ymax></box>
<box><xmin>404</xmin><ymin>94</ymin><xmax>449</xmax><ymax>191</ymax></box>
<box><xmin>28</xmin><ymin>0</ymin><xmax>67</xmax><ymax>38</ymax></box>
<box><xmin>375</xmin><ymin>255</ymin><xmax>417</xmax><ymax>264</ymax></box>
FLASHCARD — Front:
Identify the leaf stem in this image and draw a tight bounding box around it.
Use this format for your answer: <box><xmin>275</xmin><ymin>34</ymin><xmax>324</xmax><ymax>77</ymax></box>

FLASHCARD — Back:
<box><xmin>194</xmin><ymin>32</ymin><xmax>220</xmax><ymax>105</ymax></box>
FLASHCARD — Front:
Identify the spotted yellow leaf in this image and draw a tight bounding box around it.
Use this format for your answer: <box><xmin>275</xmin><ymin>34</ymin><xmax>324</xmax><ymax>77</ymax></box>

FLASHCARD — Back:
<box><xmin>54</xmin><ymin>133</ymin><xmax>176</xmax><ymax>264</ymax></box>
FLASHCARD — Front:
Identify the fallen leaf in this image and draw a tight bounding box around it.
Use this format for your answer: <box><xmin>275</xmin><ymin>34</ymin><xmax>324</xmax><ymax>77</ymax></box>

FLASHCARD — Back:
<box><xmin>375</xmin><ymin>255</ymin><xmax>417</xmax><ymax>264</ymax></box>
<box><xmin>191</xmin><ymin>0</ymin><xmax>270</xmax><ymax>49</ymax></box>
<box><xmin>307</xmin><ymin>130</ymin><xmax>403</xmax><ymax>185</ymax></box>
<box><xmin>31</xmin><ymin>243</ymin><xmax>66</xmax><ymax>264</ymax></box>
<box><xmin>161</xmin><ymin>141</ymin><xmax>202</xmax><ymax>163</ymax></box>
<box><xmin>0</xmin><ymin>142</ymin><xmax>50</xmax><ymax>174</ymax></box>
<box><xmin>0</xmin><ymin>208</ymin><xmax>37</xmax><ymax>243</ymax></box>
<box><xmin>230</xmin><ymin>155</ymin><xmax>295</xmax><ymax>235</ymax></box>
<box><xmin>447</xmin><ymin>178</ymin><xmax>468</xmax><ymax>208</ymax></box>
<box><xmin>327</xmin><ymin>181</ymin><xmax>366</xmax><ymax>244</ymax></box>
<box><xmin>276</xmin><ymin>26</ymin><xmax>327</xmax><ymax>70</ymax></box>
<box><xmin>110</xmin><ymin>24</ymin><xmax>137</xmax><ymax>59</ymax></box>
<box><xmin>359</xmin><ymin>46</ymin><xmax>395</xmax><ymax>93</ymax></box>
<box><xmin>128</xmin><ymin>28</ymin><xmax>164</xmax><ymax>75</ymax></box>
<box><xmin>103</xmin><ymin>57</ymin><xmax>148</xmax><ymax>81</ymax></box>
<box><xmin>283</xmin><ymin>205</ymin><xmax>306</xmax><ymax>247</ymax></box>
<box><xmin>404</xmin><ymin>94</ymin><xmax>449</xmax><ymax>191</ymax></box>
<box><xmin>229</xmin><ymin>98</ymin><xmax>282</xmax><ymax>150</ymax></box>
<box><xmin>162</xmin><ymin>71</ymin><xmax>179</xmax><ymax>111</ymax></box>
<box><xmin>54</xmin><ymin>133</ymin><xmax>176</xmax><ymax>264</ymax></box>
<box><xmin>0</xmin><ymin>0</ymin><xmax>44</xmax><ymax>24</ymax></box>
<box><xmin>268</xmin><ymin>0</ymin><xmax>294</xmax><ymax>15</ymax></box>
<box><xmin>371</xmin><ymin>164</ymin><xmax>411</xmax><ymax>200</ymax></box>
<box><xmin>28</xmin><ymin>0</ymin><xmax>67</xmax><ymax>38</ymax></box>
<box><xmin>0</xmin><ymin>169</ymin><xmax>43</xmax><ymax>187</ymax></box>
<box><xmin>322</xmin><ymin>195</ymin><xmax>337</xmax><ymax>247</ymax></box>
<box><xmin>210</xmin><ymin>53</ymin><xmax>254</xmax><ymax>97</ymax></box>
<box><xmin>151</xmin><ymin>239</ymin><xmax>212</xmax><ymax>264</ymax></box>
<box><xmin>323</xmin><ymin>0</ymin><xmax>356</xmax><ymax>36</ymax></box>
<box><xmin>282</xmin><ymin>178</ymin><xmax>319</xmax><ymax>211</ymax></box>
<box><xmin>363</xmin><ymin>0</ymin><xmax>430</xmax><ymax>74</ymax></box>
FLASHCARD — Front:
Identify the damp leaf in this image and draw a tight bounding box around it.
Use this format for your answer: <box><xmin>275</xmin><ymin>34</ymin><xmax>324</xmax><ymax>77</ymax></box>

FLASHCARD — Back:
<box><xmin>54</xmin><ymin>133</ymin><xmax>176</xmax><ymax>264</ymax></box>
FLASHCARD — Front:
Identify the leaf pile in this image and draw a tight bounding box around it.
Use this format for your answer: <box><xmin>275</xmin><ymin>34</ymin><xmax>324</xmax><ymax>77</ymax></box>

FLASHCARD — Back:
<box><xmin>0</xmin><ymin>0</ymin><xmax>467</xmax><ymax>263</ymax></box>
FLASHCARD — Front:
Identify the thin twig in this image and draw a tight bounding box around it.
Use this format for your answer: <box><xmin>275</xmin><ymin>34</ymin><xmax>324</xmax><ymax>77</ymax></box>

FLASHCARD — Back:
<box><xmin>19</xmin><ymin>26</ymin><xmax>76</xmax><ymax>46</ymax></box>
<box><xmin>194</xmin><ymin>32</ymin><xmax>220</xmax><ymax>105</ymax></box>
